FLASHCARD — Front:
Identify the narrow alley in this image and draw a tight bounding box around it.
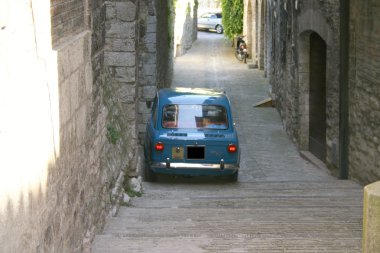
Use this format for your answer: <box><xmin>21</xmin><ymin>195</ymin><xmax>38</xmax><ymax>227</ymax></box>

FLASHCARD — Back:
<box><xmin>92</xmin><ymin>32</ymin><xmax>363</xmax><ymax>252</ymax></box>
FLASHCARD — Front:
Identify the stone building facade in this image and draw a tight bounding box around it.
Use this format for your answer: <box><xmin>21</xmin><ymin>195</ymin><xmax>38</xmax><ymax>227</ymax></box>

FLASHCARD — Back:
<box><xmin>244</xmin><ymin>0</ymin><xmax>380</xmax><ymax>185</ymax></box>
<box><xmin>0</xmin><ymin>0</ymin><xmax>196</xmax><ymax>252</ymax></box>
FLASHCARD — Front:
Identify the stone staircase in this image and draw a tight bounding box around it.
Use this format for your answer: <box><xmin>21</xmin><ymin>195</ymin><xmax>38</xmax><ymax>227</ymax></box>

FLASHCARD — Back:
<box><xmin>92</xmin><ymin>180</ymin><xmax>363</xmax><ymax>252</ymax></box>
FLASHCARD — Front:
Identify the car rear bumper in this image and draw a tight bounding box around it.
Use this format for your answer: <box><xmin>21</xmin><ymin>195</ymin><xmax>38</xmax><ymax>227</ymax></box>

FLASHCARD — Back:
<box><xmin>149</xmin><ymin>161</ymin><xmax>239</xmax><ymax>176</ymax></box>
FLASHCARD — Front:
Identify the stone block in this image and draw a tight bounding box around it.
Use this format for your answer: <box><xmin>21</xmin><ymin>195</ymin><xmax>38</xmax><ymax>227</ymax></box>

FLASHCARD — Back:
<box><xmin>138</xmin><ymin>101</ymin><xmax>150</xmax><ymax>114</ymax></box>
<box><xmin>106</xmin><ymin>2</ymin><xmax>116</xmax><ymax>21</ymax></box>
<box><xmin>118</xmin><ymin>84</ymin><xmax>136</xmax><ymax>103</ymax></box>
<box><xmin>106</xmin><ymin>22</ymin><xmax>135</xmax><ymax>39</ymax></box>
<box><xmin>144</xmin><ymin>33</ymin><xmax>156</xmax><ymax>44</ymax></box>
<box><xmin>138</xmin><ymin>123</ymin><xmax>146</xmax><ymax>133</ymax></box>
<box><xmin>147</xmin><ymin>15</ymin><xmax>156</xmax><ymax>25</ymax></box>
<box><xmin>145</xmin><ymin>43</ymin><xmax>156</xmax><ymax>53</ymax></box>
<box><xmin>142</xmin><ymin>113</ymin><xmax>151</xmax><ymax>122</ymax></box>
<box><xmin>122</xmin><ymin>104</ymin><xmax>136</xmax><ymax>120</ymax></box>
<box><xmin>115</xmin><ymin>2</ymin><xmax>136</xmax><ymax>22</ymax></box>
<box><xmin>141</xmin><ymin>52</ymin><xmax>156</xmax><ymax>64</ymax></box>
<box><xmin>142</xmin><ymin>63</ymin><xmax>156</xmax><ymax>76</ymax></box>
<box><xmin>147</xmin><ymin>23</ymin><xmax>156</xmax><ymax>33</ymax></box>
<box><xmin>115</xmin><ymin>67</ymin><xmax>136</xmax><ymax>83</ymax></box>
<box><xmin>362</xmin><ymin>181</ymin><xmax>380</xmax><ymax>253</ymax></box>
<box><xmin>105</xmin><ymin>38</ymin><xmax>135</xmax><ymax>52</ymax></box>
<box><xmin>104</xmin><ymin>52</ymin><xmax>135</xmax><ymax>67</ymax></box>
<box><xmin>142</xmin><ymin>86</ymin><xmax>157</xmax><ymax>99</ymax></box>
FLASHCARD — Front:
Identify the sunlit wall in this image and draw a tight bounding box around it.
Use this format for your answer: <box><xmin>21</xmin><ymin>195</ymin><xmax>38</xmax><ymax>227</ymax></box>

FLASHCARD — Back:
<box><xmin>0</xmin><ymin>0</ymin><xmax>59</xmax><ymax>213</ymax></box>
<box><xmin>173</xmin><ymin>0</ymin><xmax>197</xmax><ymax>57</ymax></box>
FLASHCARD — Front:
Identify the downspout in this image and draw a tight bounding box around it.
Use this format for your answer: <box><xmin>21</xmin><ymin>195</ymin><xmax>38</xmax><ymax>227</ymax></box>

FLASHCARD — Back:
<box><xmin>339</xmin><ymin>0</ymin><xmax>349</xmax><ymax>179</ymax></box>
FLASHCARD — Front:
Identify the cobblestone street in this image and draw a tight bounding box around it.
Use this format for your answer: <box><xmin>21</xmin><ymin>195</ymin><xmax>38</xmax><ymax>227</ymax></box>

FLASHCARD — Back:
<box><xmin>92</xmin><ymin>32</ymin><xmax>363</xmax><ymax>252</ymax></box>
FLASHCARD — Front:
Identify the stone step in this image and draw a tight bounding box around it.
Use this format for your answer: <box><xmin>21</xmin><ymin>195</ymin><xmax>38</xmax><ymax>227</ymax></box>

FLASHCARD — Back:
<box><xmin>92</xmin><ymin>235</ymin><xmax>360</xmax><ymax>253</ymax></box>
<box><xmin>92</xmin><ymin>180</ymin><xmax>363</xmax><ymax>252</ymax></box>
<box><xmin>101</xmin><ymin>209</ymin><xmax>362</xmax><ymax>236</ymax></box>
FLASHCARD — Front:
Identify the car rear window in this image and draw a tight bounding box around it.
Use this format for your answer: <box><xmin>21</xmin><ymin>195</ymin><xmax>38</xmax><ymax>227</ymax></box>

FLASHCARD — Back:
<box><xmin>162</xmin><ymin>104</ymin><xmax>228</xmax><ymax>130</ymax></box>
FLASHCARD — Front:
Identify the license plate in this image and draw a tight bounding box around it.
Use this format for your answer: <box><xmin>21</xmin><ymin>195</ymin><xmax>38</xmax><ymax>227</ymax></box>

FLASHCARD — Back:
<box><xmin>187</xmin><ymin>146</ymin><xmax>205</xmax><ymax>159</ymax></box>
<box><xmin>172</xmin><ymin>147</ymin><xmax>184</xmax><ymax>159</ymax></box>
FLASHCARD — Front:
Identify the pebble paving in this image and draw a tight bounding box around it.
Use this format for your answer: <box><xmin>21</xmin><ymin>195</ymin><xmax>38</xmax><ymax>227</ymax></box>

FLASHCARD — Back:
<box><xmin>92</xmin><ymin>32</ymin><xmax>363</xmax><ymax>253</ymax></box>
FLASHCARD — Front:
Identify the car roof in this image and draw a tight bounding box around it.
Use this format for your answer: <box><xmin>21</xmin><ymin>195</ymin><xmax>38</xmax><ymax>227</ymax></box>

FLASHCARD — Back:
<box><xmin>158</xmin><ymin>87</ymin><xmax>230</xmax><ymax>106</ymax></box>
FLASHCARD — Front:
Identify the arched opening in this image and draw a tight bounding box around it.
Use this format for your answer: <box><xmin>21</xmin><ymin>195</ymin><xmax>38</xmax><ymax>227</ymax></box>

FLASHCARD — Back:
<box><xmin>309</xmin><ymin>32</ymin><xmax>327</xmax><ymax>162</ymax></box>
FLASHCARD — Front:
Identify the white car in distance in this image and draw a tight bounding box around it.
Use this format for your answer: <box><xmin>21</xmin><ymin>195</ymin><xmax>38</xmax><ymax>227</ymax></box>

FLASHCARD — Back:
<box><xmin>197</xmin><ymin>12</ymin><xmax>223</xmax><ymax>34</ymax></box>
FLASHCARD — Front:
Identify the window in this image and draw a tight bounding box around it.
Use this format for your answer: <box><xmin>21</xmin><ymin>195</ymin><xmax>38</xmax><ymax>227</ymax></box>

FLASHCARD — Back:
<box><xmin>162</xmin><ymin>104</ymin><xmax>228</xmax><ymax>130</ymax></box>
<box><xmin>201</xmin><ymin>13</ymin><xmax>212</xmax><ymax>18</ymax></box>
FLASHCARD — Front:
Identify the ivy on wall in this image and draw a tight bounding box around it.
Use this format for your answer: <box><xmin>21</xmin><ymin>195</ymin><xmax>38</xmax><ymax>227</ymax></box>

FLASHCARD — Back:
<box><xmin>221</xmin><ymin>0</ymin><xmax>243</xmax><ymax>39</ymax></box>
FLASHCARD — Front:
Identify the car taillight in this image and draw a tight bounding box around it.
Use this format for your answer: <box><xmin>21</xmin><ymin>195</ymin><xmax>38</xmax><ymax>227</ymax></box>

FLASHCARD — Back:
<box><xmin>227</xmin><ymin>144</ymin><xmax>237</xmax><ymax>153</ymax></box>
<box><xmin>155</xmin><ymin>142</ymin><xmax>164</xmax><ymax>151</ymax></box>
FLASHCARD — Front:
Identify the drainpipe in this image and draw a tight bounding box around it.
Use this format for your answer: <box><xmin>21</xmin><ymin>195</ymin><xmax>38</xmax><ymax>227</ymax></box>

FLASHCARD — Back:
<box><xmin>339</xmin><ymin>0</ymin><xmax>349</xmax><ymax>179</ymax></box>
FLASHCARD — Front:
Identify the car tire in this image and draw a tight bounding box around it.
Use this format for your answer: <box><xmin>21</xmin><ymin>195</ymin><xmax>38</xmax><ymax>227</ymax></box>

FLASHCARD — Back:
<box><xmin>216</xmin><ymin>25</ymin><xmax>223</xmax><ymax>34</ymax></box>
<box><xmin>144</xmin><ymin>160</ymin><xmax>157</xmax><ymax>182</ymax></box>
<box><xmin>229</xmin><ymin>171</ymin><xmax>238</xmax><ymax>182</ymax></box>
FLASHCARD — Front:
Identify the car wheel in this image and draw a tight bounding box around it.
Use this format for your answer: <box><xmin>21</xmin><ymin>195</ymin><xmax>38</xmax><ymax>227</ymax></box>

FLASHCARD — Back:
<box><xmin>144</xmin><ymin>160</ymin><xmax>157</xmax><ymax>182</ymax></box>
<box><xmin>229</xmin><ymin>171</ymin><xmax>238</xmax><ymax>182</ymax></box>
<box><xmin>216</xmin><ymin>25</ymin><xmax>223</xmax><ymax>34</ymax></box>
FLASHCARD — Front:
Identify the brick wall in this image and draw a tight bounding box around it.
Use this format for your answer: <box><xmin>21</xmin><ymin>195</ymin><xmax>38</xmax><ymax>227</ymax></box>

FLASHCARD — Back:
<box><xmin>349</xmin><ymin>0</ymin><xmax>380</xmax><ymax>184</ymax></box>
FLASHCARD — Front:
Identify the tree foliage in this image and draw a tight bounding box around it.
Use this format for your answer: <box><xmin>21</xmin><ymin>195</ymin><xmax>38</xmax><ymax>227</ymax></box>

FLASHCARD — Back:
<box><xmin>221</xmin><ymin>0</ymin><xmax>244</xmax><ymax>39</ymax></box>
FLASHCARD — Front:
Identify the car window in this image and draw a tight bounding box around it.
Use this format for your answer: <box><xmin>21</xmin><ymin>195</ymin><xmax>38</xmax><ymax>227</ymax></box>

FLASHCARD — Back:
<box><xmin>210</xmin><ymin>14</ymin><xmax>216</xmax><ymax>19</ymax></box>
<box><xmin>201</xmin><ymin>13</ymin><xmax>211</xmax><ymax>18</ymax></box>
<box><xmin>162</xmin><ymin>104</ymin><xmax>228</xmax><ymax>130</ymax></box>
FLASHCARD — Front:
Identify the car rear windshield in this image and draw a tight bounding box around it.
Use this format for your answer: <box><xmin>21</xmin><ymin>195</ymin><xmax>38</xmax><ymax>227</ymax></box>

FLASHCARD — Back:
<box><xmin>162</xmin><ymin>104</ymin><xmax>228</xmax><ymax>130</ymax></box>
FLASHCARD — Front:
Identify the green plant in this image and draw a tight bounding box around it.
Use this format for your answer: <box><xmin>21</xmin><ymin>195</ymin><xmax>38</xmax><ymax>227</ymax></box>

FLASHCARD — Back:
<box><xmin>125</xmin><ymin>188</ymin><xmax>143</xmax><ymax>198</ymax></box>
<box><xmin>106</xmin><ymin>124</ymin><xmax>120</xmax><ymax>144</ymax></box>
<box><xmin>221</xmin><ymin>0</ymin><xmax>244</xmax><ymax>39</ymax></box>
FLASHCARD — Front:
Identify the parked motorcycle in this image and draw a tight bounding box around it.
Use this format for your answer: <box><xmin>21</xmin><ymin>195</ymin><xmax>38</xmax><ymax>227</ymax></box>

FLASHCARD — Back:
<box><xmin>235</xmin><ymin>36</ymin><xmax>248</xmax><ymax>63</ymax></box>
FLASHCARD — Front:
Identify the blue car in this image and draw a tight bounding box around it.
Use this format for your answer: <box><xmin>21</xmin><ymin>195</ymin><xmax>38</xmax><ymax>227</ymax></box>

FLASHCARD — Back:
<box><xmin>144</xmin><ymin>88</ymin><xmax>240</xmax><ymax>181</ymax></box>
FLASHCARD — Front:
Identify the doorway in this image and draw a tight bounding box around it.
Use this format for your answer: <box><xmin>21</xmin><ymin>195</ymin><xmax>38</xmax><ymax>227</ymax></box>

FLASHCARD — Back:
<box><xmin>308</xmin><ymin>32</ymin><xmax>327</xmax><ymax>162</ymax></box>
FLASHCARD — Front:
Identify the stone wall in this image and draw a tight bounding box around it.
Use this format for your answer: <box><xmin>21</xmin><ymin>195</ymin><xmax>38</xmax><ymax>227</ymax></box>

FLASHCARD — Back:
<box><xmin>262</xmin><ymin>0</ymin><xmax>341</xmax><ymax>175</ymax></box>
<box><xmin>104</xmin><ymin>0</ymin><xmax>139</xmax><ymax>177</ymax></box>
<box><xmin>0</xmin><ymin>0</ymin><xmax>140</xmax><ymax>252</ymax></box>
<box><xmin>349</xmin><ymin>0</ymin><xmax>380</xmax><ymax>184</ymax></box>
<box><xmin>254</xmin><ymin>0</ymin><xmax>380</xmax><ymax>184</ymax></box>
<box><xmin>137</xmin><ymin>0</ymin><xmax>160</xmax><ymax>143</ymax></box>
